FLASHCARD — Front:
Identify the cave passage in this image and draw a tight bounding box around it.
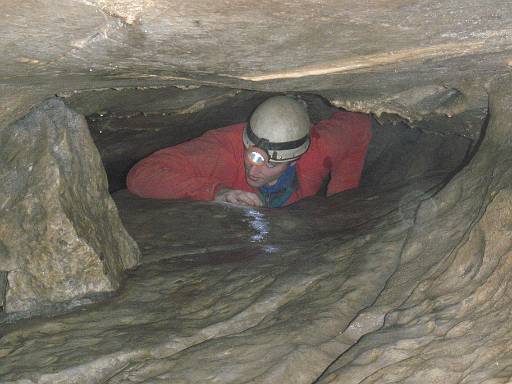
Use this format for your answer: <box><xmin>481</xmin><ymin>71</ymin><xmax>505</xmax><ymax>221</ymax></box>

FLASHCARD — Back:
<box><xmin>101</xmin><ymin>92</ymin><xmax>474</xmax><ymax>261</ymax></box>
<box><xmin>71</xmin><ymin>91</ymin><xmax>472</xmax><ymax>272</ymax></box>
<box><xmin>0</xmin><ymin>90</ymin><xmax>484</xmax><ymax>383</ymax></box>
<box><xmin>84</xmin><ymin>91</ymin><xmax>474</xmax><ymax>195</ymax></box>
<box><xmin>4</xmin><ymin>0</ymin><xmax>512</xmax><ymax>379</ymax></box>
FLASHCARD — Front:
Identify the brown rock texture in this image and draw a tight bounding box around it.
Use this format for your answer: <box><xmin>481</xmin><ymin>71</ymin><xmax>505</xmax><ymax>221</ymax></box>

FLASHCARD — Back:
<box><xmin>0</xmin><ymin>78</ymin><xmax>501</xmax><ymax>382</ymax></box>
<box><xmin>0</xmin><ymin>98</ymin><xmax>139</xmax><ymax>313</ymax></box>
<box><xmin>2</xmin><ymin>0</ymin><xmax>512</xmax><ymax>382</ymax></box>
<box><xmin>317</xmin><ymin>77</ymin><xmax>512</xmax><ymax>383</ymax></box>
<box><xmin>1</xmin><ymin>0</ymin><xmax>510</xmax><ymax>134</ymax></box>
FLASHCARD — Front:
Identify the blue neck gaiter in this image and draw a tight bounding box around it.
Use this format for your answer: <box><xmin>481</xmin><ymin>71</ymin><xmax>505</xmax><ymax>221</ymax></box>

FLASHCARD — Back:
<box><xmin>259</xmin><ymin>164</ymin><xmax>297</xmax><ymax>208</ymax></box>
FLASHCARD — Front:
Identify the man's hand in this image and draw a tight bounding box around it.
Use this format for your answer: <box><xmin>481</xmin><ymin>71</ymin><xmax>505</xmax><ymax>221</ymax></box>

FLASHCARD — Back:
<box><xmin>215</xmin><ymin>188</ymin><xmax>262</xmax><ymax>207</ymax></box>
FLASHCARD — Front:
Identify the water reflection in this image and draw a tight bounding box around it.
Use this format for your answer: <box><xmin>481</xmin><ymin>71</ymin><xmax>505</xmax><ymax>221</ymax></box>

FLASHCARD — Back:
<box><xmin>243</xmin><ymin>209</ymin><xmax>268</xmax><ymax>242</ymax></box>
<box><xmin>243</xmin><ymin>209</ymin><xmax>279</xmax><ymax>253</ymax></box>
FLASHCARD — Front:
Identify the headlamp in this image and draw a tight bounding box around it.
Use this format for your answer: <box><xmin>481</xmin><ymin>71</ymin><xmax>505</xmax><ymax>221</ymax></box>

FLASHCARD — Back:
<box><xmin>245</xmin><ymin>146</ymin><xmax>276</xmax><ymax>168</ymax></box>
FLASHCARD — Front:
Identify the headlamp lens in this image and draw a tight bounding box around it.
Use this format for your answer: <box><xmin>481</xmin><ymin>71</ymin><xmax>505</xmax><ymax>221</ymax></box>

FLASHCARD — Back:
<box><xmin>248</xmin><ymin>151</ymin><xmax>266</xmax><ymax>165</ymax></box>
<box><xmin>245</xmin><ymin>146</ymin><xmax>271</xmax><ymax>167</ymax></box>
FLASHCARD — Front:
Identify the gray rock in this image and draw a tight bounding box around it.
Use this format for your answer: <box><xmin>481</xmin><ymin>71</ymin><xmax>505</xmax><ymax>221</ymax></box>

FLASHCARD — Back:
<box><xmin>2</xmin><ymin>0</ymin><xmax>512</xmax><ymax>382</ymax></box>
<box><xmin>0</xmin><ymin>98</ymin><xmax>139</xmax><ymax>314</ymax></box>
<box><xmin>315</xmin><ymin>75</ymin><xmax>512</xmax><ymax>383</ymax></box>
<box><xmin>0</xmin><ymin>94</ymin><xmax>472</xmax><ymax>383</ymax></box>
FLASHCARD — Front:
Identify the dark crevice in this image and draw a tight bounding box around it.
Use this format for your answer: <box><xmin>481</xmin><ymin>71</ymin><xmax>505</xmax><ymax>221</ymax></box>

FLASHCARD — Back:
<box><xmin>79</xmin><ymin>90</ymin><xmax>477</xmax><ymax>196</ymax></box>
<box><xmin>0</xmin><ymin>271</ymin><xmax>7</xmax><ymax>313</ymax></box>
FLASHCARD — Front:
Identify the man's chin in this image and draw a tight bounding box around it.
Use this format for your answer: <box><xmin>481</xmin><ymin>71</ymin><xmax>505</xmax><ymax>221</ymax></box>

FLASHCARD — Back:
<box><xmin>246</xmin><ymin>178</ymin><xmax>264</xmax><ymax>188</ymax></box>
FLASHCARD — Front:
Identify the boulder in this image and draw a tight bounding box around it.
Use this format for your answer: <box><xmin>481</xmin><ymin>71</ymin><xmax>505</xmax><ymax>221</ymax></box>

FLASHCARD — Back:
<box><xmin>0</xmin><ymin>98</ymin><xmax>140</xmax><ymax>314</ymax></box>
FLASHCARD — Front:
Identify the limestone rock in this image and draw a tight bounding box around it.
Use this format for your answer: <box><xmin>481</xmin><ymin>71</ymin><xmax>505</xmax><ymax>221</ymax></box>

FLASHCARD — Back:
<box><xmin>0</xmin><ymin>102</ymin><xmax>471</xmax><ymax>382</ymax></box>
<box><xmin>0</xmin><ymin>98</ymin><xmax>140</xmax><ymax>314</ymax></box>
<box><xmin>315</xmin><ymin>76</ymin><xmax>512</xmax><ymax>383</ymax></box>
<box><xmin>3</xmin><ymin>0</ymin><xmax>512</xmax><ymax>381</ymax></box>
<box><xmin>1</xmin><ymin>0</ymin><xmax>511</xmax><ymax>135</ymax></box>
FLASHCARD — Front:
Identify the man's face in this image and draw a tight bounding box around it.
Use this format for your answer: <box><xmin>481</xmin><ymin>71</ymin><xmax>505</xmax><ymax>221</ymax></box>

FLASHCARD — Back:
<box><xmin>244</xmin><ymin>160</ymin><xmax>290</xmax><ymax>188</ymax></box>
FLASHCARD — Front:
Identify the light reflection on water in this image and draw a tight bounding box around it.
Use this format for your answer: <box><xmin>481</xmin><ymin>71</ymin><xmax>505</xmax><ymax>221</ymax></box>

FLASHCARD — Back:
<box><xmin>243</xmin><ymin>209</ymin><xmax>279</xmax><ymax>253</ymax></box>
<box><xmin>244</xmin><ymin>209</ymin><xmax>268</xmax><ymax>241</ymax></box>
<box><xmin>262</xmin><ymin>244</ymin><xmax>279</xmax><ymax>253</ymax></box>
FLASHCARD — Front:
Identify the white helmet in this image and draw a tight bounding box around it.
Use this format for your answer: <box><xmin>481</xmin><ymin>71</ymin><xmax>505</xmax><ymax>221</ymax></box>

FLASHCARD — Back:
<box><xmin>243</xmin><ymin>96</ymin><xmax>311</xmax><ymax>162</ymax></box>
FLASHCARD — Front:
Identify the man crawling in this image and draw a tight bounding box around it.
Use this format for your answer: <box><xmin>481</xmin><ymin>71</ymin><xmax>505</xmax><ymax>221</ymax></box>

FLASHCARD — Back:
<box><xmin>127</xmin><ymin>96</ymin><xmax>372</xmax><ymax>208</ymax></box>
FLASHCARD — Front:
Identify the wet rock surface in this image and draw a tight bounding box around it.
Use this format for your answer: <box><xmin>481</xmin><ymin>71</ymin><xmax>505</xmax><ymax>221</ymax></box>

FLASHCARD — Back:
<box><xmin>0</xmin><ymin>98</ymin><xmax>140</xmax><ymax>314</ymax></box>
<box><xmin>2</xmin><ymin>0</ymin><xmax>512</xmax><ymax>382</ymax></box>
<box><xmin>0</xmin><ymin>181</ymin><xmax>439</xmax><ymax>383</ymax></box>
<box><xmin>0</xmin><ymin>97</ymin><xmax>480</xmax><ymax>382</ymax></box>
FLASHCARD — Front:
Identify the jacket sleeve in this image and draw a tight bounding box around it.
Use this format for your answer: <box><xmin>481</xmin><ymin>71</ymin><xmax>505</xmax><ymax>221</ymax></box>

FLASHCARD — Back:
<box><xmin>324</xmin><ymin>112</ymin><xmax>372</xmax><ymax>196</ymax></box>
<box><xmin>126</xmin><ymin>127</ymin><xmax>241</xmax><ymax>200</ymax></box>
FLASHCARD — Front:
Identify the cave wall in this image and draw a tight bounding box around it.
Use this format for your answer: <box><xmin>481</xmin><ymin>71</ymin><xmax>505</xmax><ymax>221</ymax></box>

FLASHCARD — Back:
<box><xmin>318</xmin><ymin>75</ymin><xmax>512</xmax><ymax>384</ymax></box>
<box><xmin>2</xmin><ymin>0</ymin><xmax>512</xmax><ymax>382</ymax></box>
<box><xmin>2</xmin><ymin>78</ymin><xmax>510</xmax><ymax>382</ymax></box>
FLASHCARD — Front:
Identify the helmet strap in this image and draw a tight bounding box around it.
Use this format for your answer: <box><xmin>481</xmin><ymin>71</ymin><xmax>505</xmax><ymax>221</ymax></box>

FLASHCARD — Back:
<box><xmin>246</xmin><ymin>123</ymin><xmax>309</xmax><ymax>151</ymax></box>
<box><xmin>255</xmin><ymin>137</ymin><xmax>271</xmax><ymax>152</ymax></box>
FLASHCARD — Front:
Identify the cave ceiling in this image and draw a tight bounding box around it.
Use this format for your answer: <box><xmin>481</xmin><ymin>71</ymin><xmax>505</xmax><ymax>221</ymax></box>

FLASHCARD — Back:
<box><xmin>2</xmin><ymin>0</ymin><xmax>512</xmax><ymax>132</ymax></box>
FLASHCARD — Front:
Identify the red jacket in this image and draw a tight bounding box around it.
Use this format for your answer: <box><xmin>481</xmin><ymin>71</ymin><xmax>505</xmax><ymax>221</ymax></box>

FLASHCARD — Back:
<box><xmin>127</xmin><ymin>111</ymin><xmax>372</xmax><ymax>206</ymax></box>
